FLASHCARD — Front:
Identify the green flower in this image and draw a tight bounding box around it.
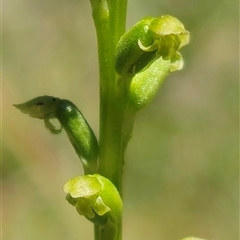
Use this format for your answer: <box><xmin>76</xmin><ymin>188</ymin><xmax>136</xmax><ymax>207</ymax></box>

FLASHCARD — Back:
<box><xmin>64</xmin><ymin>174</ymin><xmax>122</xmax><ymax>226</ymax></box>
<box><xmin>115</xmin><ymin>15</ymin><xmax>189</xmax><ymax>76</ymax></box>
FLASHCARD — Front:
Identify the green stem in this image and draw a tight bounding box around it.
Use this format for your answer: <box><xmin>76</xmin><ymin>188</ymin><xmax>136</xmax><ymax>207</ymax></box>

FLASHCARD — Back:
<box><xmin>94</xmin><ymin>225</ymin><xmax>98</xmax><ymax>240</ymax></box>
<box><xmin>90</xmin><ymin>0</ymin><xmax>128</xmax><ymax>195</ymax></box>
<box><xmin>90</xmin><ymin>0</ymin><xmax>128</xmax><ymax>239</ymax></box>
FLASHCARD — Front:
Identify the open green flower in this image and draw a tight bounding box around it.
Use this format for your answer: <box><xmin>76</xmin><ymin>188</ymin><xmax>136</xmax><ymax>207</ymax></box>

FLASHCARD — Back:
<box><xmin>139</xmin><ymin>15</ymin><xmax>189</xmax><ymax>60</ymax></box>
<box><xmin>64</xmin><ymin>174</ymin><xmax>122</xmax><ymax>226</ymax></box>
<box><xmin>115</xmin><ymin>15</ymin><xmax>189</xmax><ymax>76</ymax></box>
<box><xmin>139</xmin><ymin>15</ymin><xmax>189</xmax><ymax>72</ymax></box>
<box><xmin>114</xmin><ymin>15</ymin><xmax>190</xmax><ymax>110</ymax></box>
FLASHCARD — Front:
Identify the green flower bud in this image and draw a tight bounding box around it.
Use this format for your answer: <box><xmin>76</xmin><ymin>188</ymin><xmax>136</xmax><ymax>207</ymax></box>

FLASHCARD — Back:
<box><xmin>64</xmin><ymin>174</ymin><xmax>122</xmax><ymax>239</ymax></box>
<box><xmin>55</xmin><ymin>99</ymin><xmax>98</xmax><ymax>173</ymax></box>
<box><xmin>14</xmin><ymin>96</ymin><xmax>98</xmax><ymax>174</ymax></box>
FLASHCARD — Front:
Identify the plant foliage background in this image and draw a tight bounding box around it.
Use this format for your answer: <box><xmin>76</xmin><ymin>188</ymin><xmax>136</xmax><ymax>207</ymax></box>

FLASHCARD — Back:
<box><xmin>3</xmin><ymin>0</ymin><xmax>238</xmax><ymax>239</ymax></box>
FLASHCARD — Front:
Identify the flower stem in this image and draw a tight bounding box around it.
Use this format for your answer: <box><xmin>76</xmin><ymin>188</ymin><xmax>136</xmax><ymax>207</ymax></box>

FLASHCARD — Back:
<box><xmin>90</xmin><ymin>0</ymin><xmax>128</xmax><ymax>195</ymax></box>
<box><xmin>90</xmin><ymin>0</ymin><xmax>128</xmax><ymax>239</ymax></box>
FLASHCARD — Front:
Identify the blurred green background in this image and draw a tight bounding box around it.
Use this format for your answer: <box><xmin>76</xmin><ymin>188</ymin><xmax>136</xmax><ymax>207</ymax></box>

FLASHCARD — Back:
<box><xmin>3</xmin><ymin>0</ymin><xmax>238</xmax><ymax>239</ymax></box>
